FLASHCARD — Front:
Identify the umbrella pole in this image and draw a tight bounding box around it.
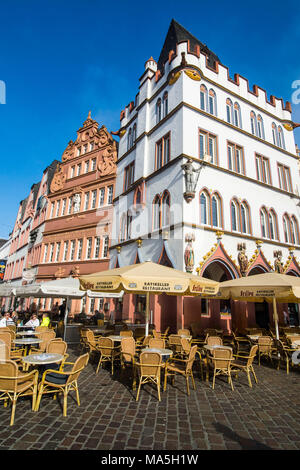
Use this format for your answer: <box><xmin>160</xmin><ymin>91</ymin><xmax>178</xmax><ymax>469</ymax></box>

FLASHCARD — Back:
<box><xmin>63</xmin><ymin>296</ymin><xmax>70</xmax><ymax>342</ymax></box>
<box><xmin>145</xmin><ymin>291</ymin><xmax>150</xmax><ymax>337</ymax></box>
<box><xmin>272</xmin><ymin>297</ymin><xmax>279</xmax><ymax>341</ymax></box>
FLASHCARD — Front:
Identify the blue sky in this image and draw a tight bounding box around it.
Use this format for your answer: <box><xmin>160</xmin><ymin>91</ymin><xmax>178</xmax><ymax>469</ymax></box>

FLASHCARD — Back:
<box><xmin>1</xmin><ymin>0</ymin><xmax>300</xmax><ymax>239</ymax></box>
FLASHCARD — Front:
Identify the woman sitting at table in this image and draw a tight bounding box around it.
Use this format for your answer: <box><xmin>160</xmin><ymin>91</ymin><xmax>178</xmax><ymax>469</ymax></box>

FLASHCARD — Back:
<box><xmin>25</xmin><ymin>314</ymin><xmax>40</xmax><ymax>328</ymax></box>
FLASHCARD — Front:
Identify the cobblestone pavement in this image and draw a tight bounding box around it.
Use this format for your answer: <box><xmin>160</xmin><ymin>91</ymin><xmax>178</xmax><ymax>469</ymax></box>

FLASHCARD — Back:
<box><xmin>0</xmin><ymin>347</ymin><xmax>300</xmax><ymax>451</ymax></box>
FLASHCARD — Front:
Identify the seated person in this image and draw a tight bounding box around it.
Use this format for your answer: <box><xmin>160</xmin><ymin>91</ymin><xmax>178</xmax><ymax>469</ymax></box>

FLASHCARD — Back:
<box><xmin>40</xmin><ymin>313</ymin><xmax>50</xmax><ymax>327</ymax></box>
<box><xmin>25</xmin><ymin>314</ymin><xmax>40</xmax><ymax>328</ymax></box>
<box><xmin>0</xmin><ymin>312</ymin><xmax>11</xmax><ymax>327</ymax></box>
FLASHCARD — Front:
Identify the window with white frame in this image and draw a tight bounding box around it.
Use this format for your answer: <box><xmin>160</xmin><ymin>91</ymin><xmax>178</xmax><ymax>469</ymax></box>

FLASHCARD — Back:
<box><xmin>94</xmin><ymin>237</ymin><xmax>101</xmax><ymax>258</ymax></box>
<box><xmin>77</xmin><ymin>163</ymin><xmax>81</xmax><ymax>176</ymax></box>
<box><xmin>102</xmin><ymin>235</ymin><xmax>109</xmax><ymax>258</ymax></box>
<box><xmin>77</xmin><ymin>239</ymin><xmax>83</xmax><ymax>260</ymax></box>
<box><xmin>85</xmin><ymin>161</ymin><xmax>89</xmax><ymax>173</ymax></box>
<box><xmin>226</xmin><ymin>99</ymin><xmax>233</xmax><ymax>124</ymax></box>
<box><xmin>233</xmin><ymin>103</ymin><xmax>242</xmax><ymax>128</ymax></box>
<box><xmin>90</xmin><ymin>142</ymin><xmax>94</xmax><ymax>152</ymax></box>
<box><xmin>83</xmin><ymin>144</ymin><xmax>88</xmax><ymax>154</ymax></box>
<box><xmin>86</xmin><ymin>238</ymin><xmax>92</xmax><ymax>259</ymax></box>
<box><xmin>43</xmin><ymin>244</ymin><xmax>48</xmax><ymax>263</ymax></box>
<box><xmin>62</xmin><ymin>198</ymin><xmax>67</xmax><ymax>216</ymax></box>
<box><xmin>68</xmin><ymin>196</ymin><xmax>73</xmax><ymax>214</ymax></box>
<box><xmin>278</xmin><ymin>163</ymin><xmax>292</xmax><ymax>192</ymax></box>
<box><xmin>91</xmin><ymin>190</ymin><xmax>97</xmax><ymax>209</ymax></box>
<box><xmin>200</xmin><ymin>191</ymin><xmax>209</xmax><ymax>225</ymax></box>
<box><xmin>255</xmin><ymin>154</ymin><xmax>271</xmax><ymax>185</ymax></box>
<box><xmin>55</xmin><ymin>200</ymin><xmax>61</xmax><ymax>217</ymax></box>
<box><xmin>70</xmin><ymin>240</ymin><xmax>76</xmax><ymax>261</ymax></box>
<box><xmin>50</xmin><ymin>202</ymin><xmax>55</xmax><ymax>218</ymax></box>
<box><xmin>227</xmin><ymin>142</ymin><xmax>245</xmax><ymax>174</ymax></box>
<box><xmin>49</xmin><ymin>243</ymin><xmax>55</xmax><ymax>262</ymax></box>
<box><xmin>91</xmin><ymin>158</ymin><xmax>96</xmax><ymax>171</ymax></box>
<box><xmin>77</xmin><ymin>148</ymin><xmax>81</xmax><ymax>156</ymax></box>
<box><xmin>63</xmin><ymin>241</ymin><xmax>69</xmax><ymax>261</ymax></box>
<box><xmin>55</xmin><ymin>242</ymin><xmax>61</xmax><ymax>262</ymax></box>
<box><xmin>84</xmin><ymin>192</ymin><xmax>90</xmax><ymax>211</ymax></box>
<box><xmin>199</xmin><ymin>129</ymin><xmax>217</xmax><ymax>164</ymax></box>
<box><xmin>99</xmin><ymin>188</ymin><xmax>105</xmax><ymax>207</ymax></box>
<box><xmin>70</xmin><ymin>166</ymin><xmax>75</xmax><ymax>178</ymax></box>
<box><xmin>108</xmin><ymin>186</ymin><xmax>113</xmax><ymax>204</ymax></box>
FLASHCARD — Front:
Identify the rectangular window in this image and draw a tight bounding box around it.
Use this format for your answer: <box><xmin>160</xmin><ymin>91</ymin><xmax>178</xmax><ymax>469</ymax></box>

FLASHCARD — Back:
<box><xmin>68</xmin><ymin>196</ymin><xmax>73</xmax><ymax>214</ymax></box>
<box><xmin>91</xmin><ymin>158</ymin><xmax>96</xmax><ymax>170</ymax></box>
<box><xmin>102</xmin><ymin>235</ymin><xmax>109</xmax><ymax>258</ymax></box>
<box><xmin>155</xmin><ymin>133</ymin><xmax>171</xmax><ymax>170</ymax></box>
<box><xmin>70</xmin><ymin>240</ymin><xmax>76</xmax><ymax>261</ymax></box>
<box><xmin>83</xmin><ymin>144</ymin><xmax>88</xmax><ymax>154</ymax></box>
<box><xmin>227</xmin><ymin>142</ymin><xmax>245</xmax><ymax>174</ymax></box>
<box><xmin>91</xmin><ymin>190</ymin><xmax>97</xmax><ymax>209</ymax></box>
<box><xmin>199</xmin><ymin>129</ymin><xmax>218</xmax><ymax>164</ymax></box>
<box><xmin>77</xmin><ymin>148</ymin><xmax>81</xmax><ymax>156</ymax></box>
<box><xmin>77</xmin><ymin>239</ymin><xmax>83</xmax><ymax>260</ymax></box>
<box><xmin>63</xmin><ymin>241</ymin><xmax>69</xmax><ymax>261</ymax></box>
<box><xmin>84</xmin><ymin>192</ymin><xmax>90</xmax><ymax>211</ymax></box>
<box><xmin>278</xmin><ymin>163</ymin><xmax>292</xmax><ymax>192</ymax></box>
<box><xmin>55</xmin><ymin>242</ymin><xmax>61</xmax><ymax>262</ymax></box>
<box><xmin>77</xmin><ymin>163</ymin><xmax>81</xmax><ymax>176</ymax></box>
<box><xmin>50</xmin><ymin>203</ymin><xmax>55</xmax><ymax>218</ymax></box>
<box><xmin>55</xmin><ymin>200</ymin><xmax>61</xmax><ymax>217</ymax></box>
<box><xmin>99</xmin><ymin>188</ymin><xmax>105</xmax><ymax>207</ymax></box>
<box><xmin>90</xmin><ymin>142</ymin><xmax>94</xmax><ymax>152</ymax></box>
<box><xmin>70</xmin><ymin>166</ymin><xmax>75</xmax><ymax>178</ymax></box>
<box><xmin>43</xmin><ymin>244</ymin><xmax>48</xmax><ymax>263</ymax></box>
<box><xmin>62</xmin><ymin>198</ymin><xmax>67</xmax><ymax>216</ymax></box>
<box><xmin>86</xmin><ymin>238</ymin><xmax>92</xmax><ymax>259</ymax></box>
<box><xmin>49</xmin><ymin>243</ymin><xmax>55</xmax><ymax>262</ymax></box>
<box><xmin>124</xmin><ymin>163</ymin><xmax>135</xmax><ymax>191</ymax></box>
<box><xmin>108</xmin><ymin>185</ymin><xmax>113</xmax><ymax>204</ymax></box>
<box><xmin>94</xmin><ymin>237</ymin><xmax>101</xmax><ymax>258</ymax></box>
<box><xmin>255</xmin><ymin>154</ymin><xmax>271</xmax><ymax>185</ymax></box>
<box><xmin>85</xmin><ymin>161</ymin><xmax>89</xmax><ymax>173</ymax></box>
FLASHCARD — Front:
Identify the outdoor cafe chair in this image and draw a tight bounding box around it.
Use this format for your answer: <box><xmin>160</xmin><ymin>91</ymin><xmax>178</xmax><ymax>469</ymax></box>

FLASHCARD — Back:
<box><xmin>120</xmin><ymin>337</ymin><xmax>138</xmax><ymax>390</ymax></box>
<box><xmin>120</xmin><ymin>330</ymin><xmax>133</xmax><ymax>337</ymax></box>
<box><xmin>273</xmin><ymin>339</ymin><xmax>298</xmax><ymax>374</ymax></box>
<box><xmin>79</xmin><ymin>328</ymin><xmax>91</xmax><ymax>354</ymax></box>
<box><xmin>35</xmin><ymin>353</ymin><xmax>89</xmax><ymax>417</ymax></box>
<box><xmin>232</xmin><ymin>331</ymin><xmax>251</xmax><ymax>354</ymax></box>
<box><xmin>136</xmin><ymin>351</ymin><xmax>163</xmax><ymax>402</ymax></box>
<box><xmin>161</xmin><ymin>327</ymin><xmax>170</xmax><ymax>339</ymax></box>
<box><xmin>163</xmin><ymin>345</ymin><xmax>197</xmax><ymax>396</ymax></box>
<box><xmin>0</xmin><ymin>359</ymin><xmax>38</xmax><ymax>426</ymax></box>
<box><xmin>0</xmin><ymin>331</ymin><xmax>25</xmax><ymax>365</ymax></box>
<box><xmin>46</xmin><ymin>339</ymin><xmax>69</xmax><ymax>369</ymax></box>
<box><xmin>152</xmin><ymin>330</ymin><xmax>162</xmax><ymax>339</ymax></box>
<box><xmin>257</xmin><ymin>336</ymin><xmax>275</xmax><ymax>366</ymax></box>
<box><xmin>168</xmin><ymin>334</ymin><xmax>183</xmax><ymax>357</ymax></box>
<box><xmin>206</xmin><ymin>336</ymin><xmax>223</xmax><ymax>347</ymax></box>
<box><xmin>231</xmin><ymin>345</ymin><xmax>258</xmax><ymax>388</ymax></box>
<box><xmin>35</xmin><ymin>326</ymin><xmax>49</xmax><ymax>333</ymax></box>
<box><xmin>148</xmin><ymin>338</ymin><xmax>166</xmax><ymax>349</ymax></box>
<box><xmin>177</xmin><ymin>328</ymin><xmax>190</xmax><ymax>337</ymax></box>
<box><xmin>30</xmin><ymin>330</ymin><xmax>56</xmax><ymax>354</ymax></box>
<box><xmin>96</xmin><ymin>337</ymin><xmax>121</xmax><ymax>375</ymax></box>
<box><xmin>208</xmin><ymin>348</ymin><xmax>234</xmax><ymax>391</ymax></box>
<box><xmin>136</xmin><ymin>335</ymin><xmax>151</xmax><ymax>351</ymax></box>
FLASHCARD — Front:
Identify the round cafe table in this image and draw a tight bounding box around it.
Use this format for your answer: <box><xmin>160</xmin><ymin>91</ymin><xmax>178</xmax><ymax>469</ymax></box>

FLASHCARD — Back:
<box><xmin>108</xmin><ymin>335</ymin><xmax>123</xmax><ymax>342</ymax></box>
<box><xmin>22</xmin><ymin>352</ymin><xmax>63</xmax><ymax>366</ymax></box>
<box><xmin>13</xmin><ymin>337</ymin><xmax>43</xmax><ymax>356</ymax></box>
<box><xmin>16</xmin><ymin>330</ymin><xmax>38</xmax><ymax>337</ymax></box>
<box><xmin>141</xmin><ymin>347</ymin><xmax>173</xmax><ymax>362</ymax></box>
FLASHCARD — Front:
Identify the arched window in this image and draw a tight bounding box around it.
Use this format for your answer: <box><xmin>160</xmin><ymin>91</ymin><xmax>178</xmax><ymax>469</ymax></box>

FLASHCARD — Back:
<box><xmin>283</xmin><ymin>214</ymin><xmax>290</xmax><ymax>243</ymax></box>
<box><xmin>278</xmin><ymin>126</ymin><xmax>285</xmax><ymax>149</ymax></box>
<box><xmin>120</xmin><ymin>214</ymin><xmax>127</xmax><ymax>242</ymax></box>
<box><xmin>272</xmin><ymin>123</ymin><xmax>278</xmax><ymax>146</ymax></box>
<box><xmin>127</xmin><ymin>213</ymin><xmax>132</xmax><ymax>240</ymax></box>
<box><xmin>132</xmin><ymin>123</ymin><xmax>137</xmax><ymax>144</ymax></box>
<box><xmin>211</xmin><ymin>193</ymin><xmax>222</xmax><ymax>228</ymax></box>
<box><xmin>200</xmin><ymin>85</ymin><xmax>208</xmax><ymax>111</ymax></box>
<box><xmin>233</xmin><ymin>103</ymin><xmax>242</xmax><ymax>128</ymax></box>
<box><xmin>153</xmin><ymin>195</ymin><xmax>161</xmax><ymax>230</ymax></box>
<box><xmin>241</xmin><ymin>201</ymin><xmax>251</xmax><ymax>234</ymax></box>
<box><xmin>257</xmin><ymin>115</ymin><xmax>265</xmax><ymax>140</ymax></box>
<box><xmin>260</xmin><ymin>208</ymin><xmax>269</xmax><ymax>238</ymax></box>
<box><xmin>268</xmin><ymin>210</ymin><xmax>278</xmax><ymax>240</ymax></box>
<box><xmin>127</xmin><ymin>128</ymin><xmax>132</xmax><ymax>151</ymax></box>
<box><xmin>250</xmin><ymin>111</ymin><xmax>257</xmax><ymax>136</ymax></box>
<box><xmin>291</xmin><ymin>216</ymin><xmax>299</xmax><ymax>245</ymax></box>
<box><xmin>226</xmin><ymin>98</ymin><xmax>233</xmax><ymax>124</ymax></box>
<box><xmin>162</xmin><ymin>192</ymin><xmax>170</xmax><ymax>227</ymax></box>
<box><xmin>231</xmin><ymin>200</ymin><xmax>239</xmax><ymax>231</ymax></box>
<box><xmin>163</xmin><ymin>92</ymin><xmax>168</xmax><ymax>118</ymax></box>
<box><xmin>208</xmin><ymin>89</ymin><xmax>217</xmax><ymax>116</ymax></box>
<box><xmin>200</xmin><ymin>191</ymin><xmax>209</xmax><ymax>225</ymax></box>
<box><xmin>135</xmin><ymin>187</ymin><xmax>142</xmax><ymax>205</ymax></box>
<box><xmin>156</xmin><ymin>99</ymin><xmax>162</xmax><ymax>124</ymax></box>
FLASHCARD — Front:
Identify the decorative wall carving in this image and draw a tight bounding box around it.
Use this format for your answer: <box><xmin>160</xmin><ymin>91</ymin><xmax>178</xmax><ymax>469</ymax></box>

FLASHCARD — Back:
<box><xmin>237</xmin><ymin>243</ymin><xmax>248</xmax><ymax>277</ymax></box>
<box><xmin>184</xmin><ymin>233</ymin><xmax>195</xmax><ymax>273</ymax></box>
<box><xmin>50</xmin><ymin>164</ymin><xmax>66</xmax><ymax>193</ymax></box>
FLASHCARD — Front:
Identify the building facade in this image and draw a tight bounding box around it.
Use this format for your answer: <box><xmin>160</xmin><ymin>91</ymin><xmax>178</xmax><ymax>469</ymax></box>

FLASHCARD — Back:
<box><xmin>110</xmin><ymin>20</ymin><xmax>300</xmax><ymax>332</ymax></box>
<box><xmin>36</xmin><ymin>113</ymin><xmax>117</xmax><ymax>315</ymax></box>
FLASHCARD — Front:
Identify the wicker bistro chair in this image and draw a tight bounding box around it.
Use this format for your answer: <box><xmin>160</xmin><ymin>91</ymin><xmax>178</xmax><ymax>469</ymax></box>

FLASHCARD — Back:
<box><xmin>152</xmin><ymin>330</ymin><xmax>162</xmax><ymax>339</ymax></box>
<box><xmin>208</xmin><ymin>348</ymin><xmax>234</xmax><ymax>391</ymax></box>
<box><xmin>120</xmin><ymin>337</ymin><xmax>138</xmax><ymax>390</ymax></box>
<box><xmin>136</xmin><ymin>351</ymin><xmax>163</xmax><ymax>401</ymax></box>
<box><xmin>273</xmin><ymin>339</ymin><xmax>298</xmax><ymax>374</ymax></box>
<box><xmin>177</xmin><ymin>329</ymin><xmax>190</xmax><ymax>337</ymax></box>
<box><xmin>148</xmin><ymin>338</ymin><xmax>166</xmax><ymax>349</ymax></box>
<box><xmin>232</xmin><ymin>331</ymin><xmax>251</xmax><ymax>354</ymax></box>
<box><xmin>206</xmin><ymin>336</ymin><xmax>223</xmax><ymax>347</ymax></box>
<box><xmin>31</xmin><ymin>330</ymin><xmax>56</xmax><ymax>353</ymax></box>
<box><xmin>79</xmin><ymin>328</ymin><xmax>93</xmax><ymax>354</ymax></box>
<box><xmin>163</xmin><ymin>345</ymin><xmax>198</xmax><ymax>396</ymax></box>
<box><xmin>46</xmin><ymin>340</ymin><xmax>69</xmax><ymax>370</ymax></box>
<box><xmin>120</xmin><ymin>330</ymin><xmax>134</xmax><ymax>337</ymax></box>
<box><xmin>35</xmin><ymin>353</ymin><xmax>89</xmax><ymax>417</ymax></box>
<box><xmin>231</xmin><ymin>345</ymin><xmax>258</xmax><ymax>388</ymax></box>
<box><xmin>35</xmin><ymin>326</ymin><xmax>49</xmax><ymax>333</ymax></box>
<box><xmin>161</xmin><ymin>327</ymin><xmax>170</xmax><ymax>340</ymax></box>
<box><xmin>257</xmin><ymin>336</ymin><xmax>275</xmax><ymax>366</ymax></box>
<box><xmin>168</xmin><ymin>334</ymin><xmax>183</xmax><ymax>357</ymax></box>
<box><xmin>96</xmin><ymin>337</ymin><xmax>121</xmax><ymax>375</ymax></box>
<box><xmin>0</xmin><ymin>332</ymin><xmax>25</xmax><ymax>365</ymax></box>
<box><xmin>0</xmin><ymin>360</ymin><xmax>38</xmax><ymax>426</ymax></box>
<box><xmin>136</xmin><ymin>335</ymin><xmax>151</xmax><ymax>352</ymax></box>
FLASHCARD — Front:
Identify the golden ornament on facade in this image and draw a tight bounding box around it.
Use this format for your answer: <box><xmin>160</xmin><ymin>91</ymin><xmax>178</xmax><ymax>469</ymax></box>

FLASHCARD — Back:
<box><xmin>283</xmin><ymin>123</ymin><xmax>294</xmax><ymax>131</ymax></box>
<box><xmin>169</xmin><ymin>71</ymin><xmax>181</xmax><ymax>85</ymax></box>
<box><xmin>184</xmin><ymin>69</ymin><xmax>201</xmax><ymax>81</ymax></box>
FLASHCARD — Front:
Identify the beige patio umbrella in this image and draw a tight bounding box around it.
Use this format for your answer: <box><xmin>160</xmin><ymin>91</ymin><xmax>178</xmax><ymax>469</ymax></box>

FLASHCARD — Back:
<box><xmin>218</xmin><ymin>272</ymin><xmax>300</xmax><ymax>340</ymax></box>
<box><xmin>79</xmin><ymin>261</ymin><xmax>219</xmax><ymax>335</ymax></box>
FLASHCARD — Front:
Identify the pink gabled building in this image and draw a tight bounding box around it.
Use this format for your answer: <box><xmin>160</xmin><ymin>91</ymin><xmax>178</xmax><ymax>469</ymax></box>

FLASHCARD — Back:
<box><xmin>36</xmin><ymin>112</ymin><xmax>117</xmax><ymax>315</ymax></box>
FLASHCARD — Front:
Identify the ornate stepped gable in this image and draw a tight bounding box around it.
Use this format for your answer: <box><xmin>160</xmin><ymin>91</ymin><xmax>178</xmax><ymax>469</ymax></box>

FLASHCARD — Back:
<box><xmin>50</xmin><ymin>112</ymin><xmax>117</xmax><ymax>194</ymax></box>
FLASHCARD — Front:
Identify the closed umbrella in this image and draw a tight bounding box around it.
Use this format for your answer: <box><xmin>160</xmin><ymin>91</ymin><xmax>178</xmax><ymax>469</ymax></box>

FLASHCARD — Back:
<box><xmin>79</xmin><ymin>261</ymin><xmax>219</xmax><ymax>335</ymax></box>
